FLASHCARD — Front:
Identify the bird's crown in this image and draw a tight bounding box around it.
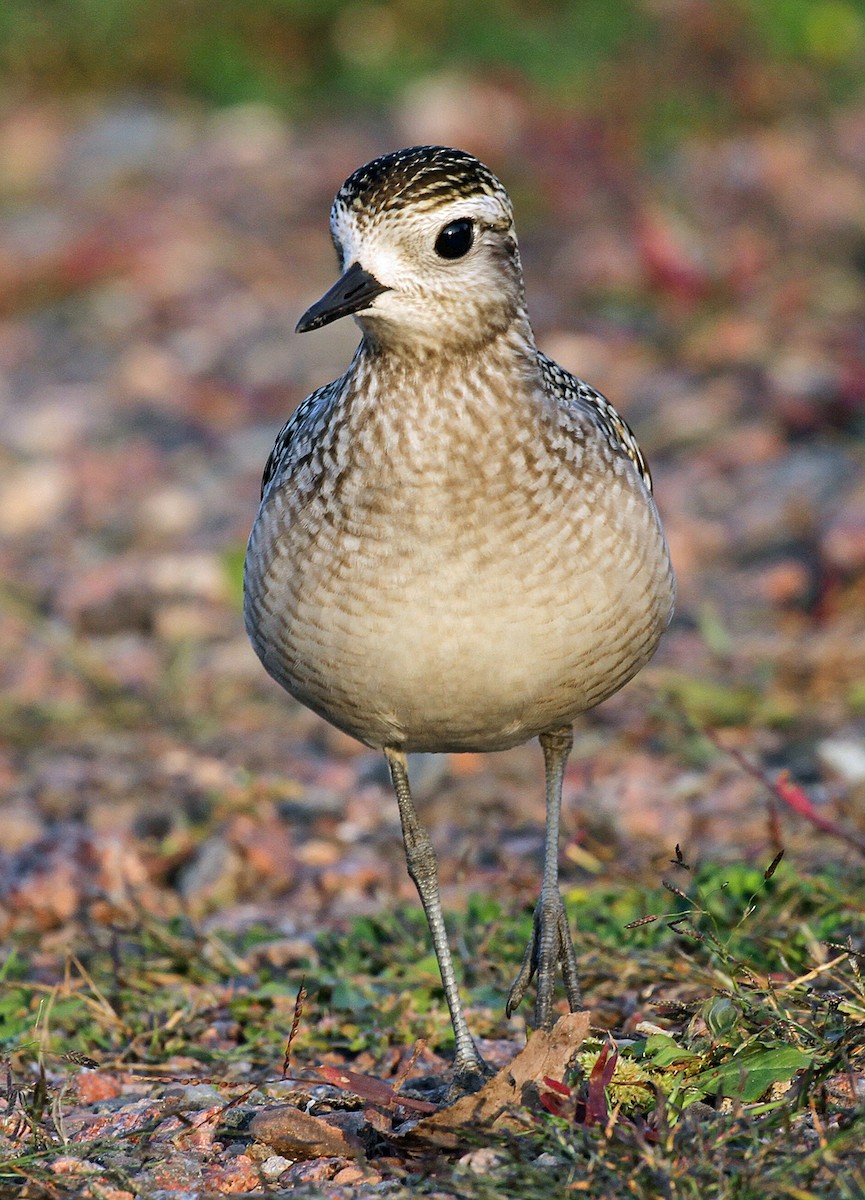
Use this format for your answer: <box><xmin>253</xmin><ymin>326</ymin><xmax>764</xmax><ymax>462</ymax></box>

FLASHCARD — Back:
<box><xmin>335</xmin><ymin>145</ymin><xmax>510</xmax><ymax>219</ymax></box>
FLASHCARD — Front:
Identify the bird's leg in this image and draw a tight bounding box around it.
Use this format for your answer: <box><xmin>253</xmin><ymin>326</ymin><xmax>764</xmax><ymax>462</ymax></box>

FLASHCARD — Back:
<box><xmin>384</xmin><ymin>747</ymin><xmax>489</xmax><ymax>1091</ymax></box>
<box><xmin>506</xmin><ymin>726</ymin><xmax>582</xmax><ymax>1029</ymax></box>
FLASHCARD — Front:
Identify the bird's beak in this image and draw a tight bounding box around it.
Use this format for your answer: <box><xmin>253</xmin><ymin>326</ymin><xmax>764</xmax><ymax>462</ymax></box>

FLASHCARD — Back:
<box><xmin>295</xmin><ymin>261</ymin><xmax>390</xmax><ymax>333</ymax></box>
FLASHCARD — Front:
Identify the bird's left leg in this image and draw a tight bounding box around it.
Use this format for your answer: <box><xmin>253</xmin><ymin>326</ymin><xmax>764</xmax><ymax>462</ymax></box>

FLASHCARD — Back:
<box><xmin>506</xmin><ymin>726</ymin><xmax>582</xmax><ymax>1029</ymax></box>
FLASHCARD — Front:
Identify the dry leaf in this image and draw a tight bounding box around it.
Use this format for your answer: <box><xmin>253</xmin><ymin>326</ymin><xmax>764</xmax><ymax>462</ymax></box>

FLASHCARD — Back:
<box><xmin>311</xmin><ymin>1066</ymin><xmax>437</xmax><ymax>1114</ymax></box>
<box><xmin>409</xmin><ymin>1011</ymin><xmax>590</xmax><ymax>1148</ymax></box>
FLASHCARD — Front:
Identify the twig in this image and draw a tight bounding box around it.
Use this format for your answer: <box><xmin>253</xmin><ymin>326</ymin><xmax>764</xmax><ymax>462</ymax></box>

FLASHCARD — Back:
<box><xmin>392</xmin><ymin>1040</ymin><xmax>426</xmax><ymax>1097</ymax></box>
<box><xmin>777</xmin><ymin>952</ymin><xmax>851</xmax><ymax>993</ymax></box>
<box><xmin>705</xmin><ymin>730</ymin><xmax>865</xmax><ymax>859</ymax></box>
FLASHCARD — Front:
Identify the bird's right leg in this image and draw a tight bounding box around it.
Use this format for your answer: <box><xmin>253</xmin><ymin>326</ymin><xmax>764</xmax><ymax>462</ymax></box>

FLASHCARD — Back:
<box><xmin>385</xmin><ymin>747</ymin><xmax>489</xmax><ymax>1093</ymax></box>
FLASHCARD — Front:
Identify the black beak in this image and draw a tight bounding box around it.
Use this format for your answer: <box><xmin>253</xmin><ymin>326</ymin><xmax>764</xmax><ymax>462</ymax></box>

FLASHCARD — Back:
<box><xmin>295</xmin><ymin>261</ymin><xmax>390</xmax><ymax>333</ymax></box>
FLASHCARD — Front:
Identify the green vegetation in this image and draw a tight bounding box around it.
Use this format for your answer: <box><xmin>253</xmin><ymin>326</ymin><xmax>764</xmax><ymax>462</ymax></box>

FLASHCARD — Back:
<box><xmin>1</xmin><ymin>0</ymin><xmax>864</xmax><ymax>139</ymax></box>
<box><xmin>1</xmin><ymin>858</ymin><xmax>863</xmax><ymax>1196</ymax></box>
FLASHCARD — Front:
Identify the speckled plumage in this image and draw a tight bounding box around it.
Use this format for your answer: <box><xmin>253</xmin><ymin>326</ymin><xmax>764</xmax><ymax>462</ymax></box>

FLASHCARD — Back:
<box><xmin>243</xmin><ymin>146</ymin><xmax>675</xmax><ymax>1083</ymax></box>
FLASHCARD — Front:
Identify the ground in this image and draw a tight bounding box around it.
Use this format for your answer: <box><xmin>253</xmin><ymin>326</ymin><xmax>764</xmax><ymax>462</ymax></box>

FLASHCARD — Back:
<box><xmin>0</xmin><ymin>76</ymin><xmax>864</xmax><ymax>1199</ymax></box>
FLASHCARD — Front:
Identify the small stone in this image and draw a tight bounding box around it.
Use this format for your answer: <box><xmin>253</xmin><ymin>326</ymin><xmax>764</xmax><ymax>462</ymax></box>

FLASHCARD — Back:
<box><xmin>457</xmin><ymin>1147</ymin><xmax>508</xmax><ymax>1174</ymax></box>
<box><xmin>0</xmin><ymin>800</ymin><xmax>44</xmax><ymax>853</ymax></box>
<box><xmin>137</xmin><ymin>486</ymin><xmax>203</xmax><ymax>539</ymax></box>
<box><xmin>0</xmin><ymin>464</ymin><xmax>70</xmax><ymax>535</ymax></box>
<box><xmin>534</xmin><ymin>1151</ymin><xmax>566</xmax><ymax>1168</ymax></box>
<box><xmin>154</xmin><ymin>601</ymin><xmax>231</xmax><ymax>640</ymax></box>
<box><xmin>249</xmin><ymin>1104</ymin><xmax>363</xmax><ymax>1160</ymax></box>
<box><xmin>0</xmin><ymin>105</ymin><xmax>65</xmax><ymax>192</ymax></box>
<box><xmin>818</xmin><ymin>737</ymin><xmax>865</xmax><ymax>784</ymax></box>
<box><xmin>758</xmin><ymin>559</ymin><xmax>812</xmax><ymax>607</ymax></box>
<box><xmin>76</xmin><ymin>1072</ymin><xmax>122</xmax><ymax>1105</ymax></box>
<box><xmin>540</xmin><ymin>333</ymin><xmax>612</xmax><ymax>384</ymax></box>
<box><xmin>69</xmin><ymin>1098</ymin><xmax>164</xmax><ymax>1143</ymax></box>
<box><xmin>332</xmin><ymin>1162</ymin><xmax>380</xmax><ymax>1185</ymax></box>
<box><xmin>244</xmin><ymin>937</ymin><xmax>317</xmax><ymax>970</ymax></box>
<box><xmin>147</xmin><ymin>552</ymin><xmax>228</xmax><ymax>601</ymax></box>
<box><xmin>261</xmin><ymin>1154</ymin><xmax>292</xmax><ymax>1180</ymax></box>
<box><xmin>398</xmin><ymin>73</ymin><xmax>524</xmax><ymax>156</ymax></box>
<box><xmin>201</xmin><ymin>1153</ymin><xmax>260</xmax><ymax>1195</ymax></box>
<box><xmin>276</xmin><ymin>1157</ymin><xmax>347</xmax><ymax>1186</ymax></box>
<box><xmin>177</xmin><ymin>837</ymin><xmax>244</xmax><ymax>910</ymax></box>
<box><xmin>204</xmin><ymin>103</ymin><xmax>291</xmax><ymax>169</ymax></box>
<box><xmin>296</xmin><ymin>839</ymin><xmax>342</xmax><ymax>867</ymax></box>
<box><xmin>118</xmin><ymin>343</ymin><xmax>185</xmax><ymax>404</ymax></box>
<box><xmin>136</xmin><ymin>1150</ymin><xmax>203</xmax><ymax>1194</ymax></box>
<box><xmin>50</xmin><ymin>1156</ymin><xmax>99</xmax><ymax>1176</ymax></box>
<box><xmin>228</xmin><ymin>812</ymin><xmax>295</xmax><ymax>882</ymax></box>
<box><xmin>2</xmin><ymin>386</ymin><xmax>94</xmax><ymax>455</ymax></box>
<box><xmin>156</xmin><ymin>1105</ymin><xmax>222</xmax><ymax>1151</ymax></box>
<box><xmin>823</xmin><ymin>488</ymin><xmax>865</xmax><ymax>572</ymax></box>
<box><xmin>170</xmin><ymin>1083</ymin><xmax>226</xmax><ymax>1111</ymax></box>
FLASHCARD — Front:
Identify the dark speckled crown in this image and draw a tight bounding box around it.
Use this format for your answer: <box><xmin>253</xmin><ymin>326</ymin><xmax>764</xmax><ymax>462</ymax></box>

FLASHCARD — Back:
<box><xmin>335</xmin><ymin>146</ymin><xmax>510</xmax><ymax>217</ymax></box>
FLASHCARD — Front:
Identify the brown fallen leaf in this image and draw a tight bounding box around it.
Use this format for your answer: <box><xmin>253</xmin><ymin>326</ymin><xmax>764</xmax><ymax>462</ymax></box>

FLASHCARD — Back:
<box><xmin>409</xmin><ymin>1011</ymin><xmax>591</xmax><ymax>1148</ymax></box>
<box><xmin>249</xmin><ymin>1104</ymin><xmax>363</xmax><ymax>1160</ymax></box>
<box><xmin>310</xmin><ymin>1065</ymin><xmax>437</xmax><ymax>1114</ymax></box>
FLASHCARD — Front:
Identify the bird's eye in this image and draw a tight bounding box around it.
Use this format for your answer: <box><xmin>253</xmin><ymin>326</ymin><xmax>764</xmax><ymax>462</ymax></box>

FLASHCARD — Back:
<box><xmin>434</xmin><ymin>218</ymin><xmax>474</xmax><ymax>260</ymax></box>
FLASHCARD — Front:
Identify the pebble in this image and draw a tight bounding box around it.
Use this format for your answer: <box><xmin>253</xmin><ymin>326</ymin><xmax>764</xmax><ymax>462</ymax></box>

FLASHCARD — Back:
<box><xmin>167</xmin><ymin>1083</ymin><xmax>227</xmax><ymax>1111</ymax></box>
<box><xmin>177</xmin><ymin>838</ymin><xmax>244</xmax><ymax>909</ymax></box>
<box><xmin>823</xmin><ymin>484</ymin><xmax>865</xmax><ymax>572</ymax></box>
<box><xmin>76</xmin><ymin>1071</ymin><xmax>123</xmax><ymax>1105</ymax></box>
<box><xmin>757</xmin><ymin>559</ymin><xmax>812</xmax><ymax>607</ymax></box>
<box><xmin>0</xmin><ymin>800</ymin><xmax>45</xmax><ymax>852</ymax></box>
<box><xmin>398</xmin><ymin>73</ymin><xmax>524</xmax><ymax>157</ymax></box>
<box><xmin>200</xmin><ymin>1153</ymin><xmax>260</xmax><ymax>1195</ymax></box>
<box><xmin>249</xmin><ymin>1104</ymin><xmax>363</xmax><ymax>1160</ymax></box>
<box><xmin>818</xmin><ymin>737</ymin><xmax>865</xmax><ymax>783</ymax></box>
<box><xmin>457</xmin><ymin>1146</ymin><xmax>508</xmax><ymax>1174</ymax></box>
<box><xmin>261</xmin><ymin>1154</ymin><xmax>292</xmax><ymax>1179</ymax></box>
<box><xmin>534</xmin><ymin>1151</ymin><xmax>567</xmax><ymax>1168</ymax></box>
<box><xmin>0</xmin><ymin>463</ymin><xmax>70</xmax><ymax>535</ymax></box>
<box><xmin>276</xmin><ymin>1156</ymin><xmax>346</xmax><ymax>1186</ymax></box>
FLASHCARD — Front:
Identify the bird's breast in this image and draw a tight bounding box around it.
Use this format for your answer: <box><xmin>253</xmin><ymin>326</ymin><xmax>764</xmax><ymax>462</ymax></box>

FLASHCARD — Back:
<box><xmin>244</xmin><ymin>422</ymin><xmax>674</xmax><ymax>752</ymax></box>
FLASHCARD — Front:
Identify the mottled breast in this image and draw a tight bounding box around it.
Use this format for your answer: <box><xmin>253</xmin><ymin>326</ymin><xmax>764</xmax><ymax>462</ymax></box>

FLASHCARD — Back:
<box><xmin>244</xmin><ymin>350</ymin><xmax>674</xmax><ymax>752</ymax></box>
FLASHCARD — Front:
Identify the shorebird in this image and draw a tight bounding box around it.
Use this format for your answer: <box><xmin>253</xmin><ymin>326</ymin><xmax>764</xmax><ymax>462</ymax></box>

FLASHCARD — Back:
<box><xmin>244</xmin><ymin>146</ymin><xmax>675</xmax><ymax>1090</ymax></box>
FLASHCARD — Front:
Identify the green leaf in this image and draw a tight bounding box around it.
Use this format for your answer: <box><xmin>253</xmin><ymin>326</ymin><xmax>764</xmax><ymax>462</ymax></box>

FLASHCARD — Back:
<box><xmin>696</xmin><ymin>1044</ymin><xmax>812</xmax><ymax>1102</ymax></box>
<box><xmin>330</xmin><ymin>980</ymin><xmax>375</xmax><ymax>1011</ymax></box>
<box><xmin>702</xmin><ymin>996</ymin><xmax>743</xmax><ymax>1038</ymax></box>
<box><xmin>0</xmin><ymin>988</ymin><xmax>32</xmax><ymax>1042</ymax></box>
<box><xmin>640</xmin><ymin>1033</ymin><xmax>701</xmax><ymax>1067</ymax></box>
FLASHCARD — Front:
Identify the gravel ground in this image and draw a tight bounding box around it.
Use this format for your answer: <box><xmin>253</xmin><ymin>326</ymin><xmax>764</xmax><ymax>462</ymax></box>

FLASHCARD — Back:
<box><xmin>1</xmin><ymin>93</ymin><xmax>864</xmax><ymax>936</ymax></box>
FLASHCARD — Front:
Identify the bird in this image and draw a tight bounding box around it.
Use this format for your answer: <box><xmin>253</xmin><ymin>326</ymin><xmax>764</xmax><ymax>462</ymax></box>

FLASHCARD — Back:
<box><xmin>243</xmin><ymin>145</ymin><xmax>675</xmax><ymax>1092</ymax></box>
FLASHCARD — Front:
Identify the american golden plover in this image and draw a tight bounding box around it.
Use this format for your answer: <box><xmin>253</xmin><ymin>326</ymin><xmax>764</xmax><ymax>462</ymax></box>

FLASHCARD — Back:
<box><xmin>244</xmin><ymin>146</ymin><xmax>675</xmax><ymax>1089</ymax></box>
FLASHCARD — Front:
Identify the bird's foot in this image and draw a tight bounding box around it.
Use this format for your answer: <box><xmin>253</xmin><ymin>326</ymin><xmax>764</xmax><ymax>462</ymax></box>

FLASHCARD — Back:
<box><xmin>506</xmin><ymin>888</ymin><xmax>582</xmax><ymax>1029</ymax></box>
<box><xmin>443</xmin><ymin>1053</ymin><xmax>495</xmax><ymax>1103</ymax></box>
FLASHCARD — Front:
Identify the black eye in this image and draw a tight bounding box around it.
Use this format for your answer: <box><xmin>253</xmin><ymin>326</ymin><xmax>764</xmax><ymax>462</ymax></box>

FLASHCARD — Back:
<box><xmin>434</xmin><ymin>218</ymin><xmax>474</xmax><ymax>260</ymax></box>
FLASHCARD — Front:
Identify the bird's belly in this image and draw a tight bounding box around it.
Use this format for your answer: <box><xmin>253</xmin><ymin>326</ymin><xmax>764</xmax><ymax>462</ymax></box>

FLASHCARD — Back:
<box><xmin>245</xmin><ymin>479</ymin><xmax>674</xmax><ymax>752</ymax></box>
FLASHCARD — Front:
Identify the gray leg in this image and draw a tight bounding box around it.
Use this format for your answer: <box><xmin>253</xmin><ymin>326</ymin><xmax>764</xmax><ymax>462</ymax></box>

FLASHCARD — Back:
<box><xmin>506</xmin><ymin>726</ymin><xmax>582</xmax><ymax>1029</ymax></box>
<box><xmin>384</xmin><ymin>748</ymin><xmax>488</xmax><ymax>1086</ymax></box>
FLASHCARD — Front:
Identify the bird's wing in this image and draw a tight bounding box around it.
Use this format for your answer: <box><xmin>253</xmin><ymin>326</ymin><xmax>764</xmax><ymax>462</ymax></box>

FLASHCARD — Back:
<box><xmin>537</xmin><ymin>351</ymin><xmax>654</xmax><ymax>494</ymax></box>
<box><xmin>260</xmin><ymin>377</ymin><xmax>342</xmax><ymax>499</ymax></box>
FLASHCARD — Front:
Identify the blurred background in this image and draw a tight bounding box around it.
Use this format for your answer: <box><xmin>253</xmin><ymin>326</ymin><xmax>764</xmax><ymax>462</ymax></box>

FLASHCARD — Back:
<box><xmin>1</xmin><ymin>0</ymin><xmax>864</xmax><ymax>944</ymax></box>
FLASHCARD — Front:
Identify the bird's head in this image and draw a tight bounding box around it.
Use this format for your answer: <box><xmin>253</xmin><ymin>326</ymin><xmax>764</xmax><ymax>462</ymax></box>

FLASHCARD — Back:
<box><xmin>296</xmin><ymin>146</ymin><xmax>527</xmax><ymax>355</ymax></box>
